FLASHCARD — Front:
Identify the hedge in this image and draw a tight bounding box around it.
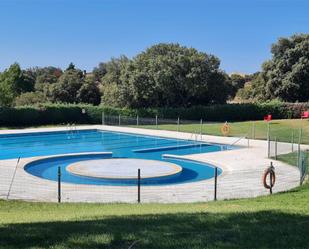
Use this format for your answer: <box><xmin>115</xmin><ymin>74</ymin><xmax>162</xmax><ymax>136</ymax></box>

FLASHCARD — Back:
<box><xmin>0</xmin><ymin>102</ymin><xmax>308</xmax><ymax>126</ymax></box>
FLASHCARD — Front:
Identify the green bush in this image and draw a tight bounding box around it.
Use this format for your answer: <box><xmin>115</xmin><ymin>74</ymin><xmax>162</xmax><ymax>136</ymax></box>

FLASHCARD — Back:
<box><xmin>14</xmin><ymin>92</ymin><xmax>46</xmax><ymax>106</ymax></box>
<box><xmin>0</xmin><ymin>102</ymin><xmax>308</xmax><ymax>126</ymax></box>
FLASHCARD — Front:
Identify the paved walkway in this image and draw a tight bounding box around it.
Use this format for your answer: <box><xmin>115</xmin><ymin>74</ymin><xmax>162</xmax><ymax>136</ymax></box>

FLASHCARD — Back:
<box><xmin>0</xmin><ymin>125</ymin><xmax>305</xmax><ymax>203</ymax></box>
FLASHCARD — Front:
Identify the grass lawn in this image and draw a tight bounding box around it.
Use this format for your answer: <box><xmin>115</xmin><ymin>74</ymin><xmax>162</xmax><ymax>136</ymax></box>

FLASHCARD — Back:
<box><xmin>139</xmin><ymin>119</ymin><xmax>309</xmax><ymax>144</ymax></box>
<box><xmin>1</xmin><ymin>118</ymin><xmax>309</xmax><ymax>143</ymax></box>
<box><xmin>1</xmin><ymin>182</ymin><xmax>309</xmax><ymax>249</ymax></box>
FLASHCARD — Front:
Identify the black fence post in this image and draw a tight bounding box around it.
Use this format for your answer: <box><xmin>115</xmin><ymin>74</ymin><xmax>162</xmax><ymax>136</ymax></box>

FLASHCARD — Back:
<box><xmin>269</xmin><ymin>162</ymin><xmax>273</xmax><ymax>194</ymax></box>
<box><xmin>58</xmin><ymin>166</ymin><xmax>61</xmax><ymax>203</ymax></box>
<box><xmin>137</xmin><ymin>168</ymin><xmax>141</xmax><ymax>203</ymax></box>
<box><xmin>214</xmin><ymin>167</ymin><xmax>218</xmax><ymax>201</ymax></box>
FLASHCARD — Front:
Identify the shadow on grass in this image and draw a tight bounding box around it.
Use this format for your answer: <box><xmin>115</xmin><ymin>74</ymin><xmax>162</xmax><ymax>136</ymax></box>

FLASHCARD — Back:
<box><xmin>1</xmin><ymin>211</ymin><xmax>309</xmax><ymax>249</ymax></box>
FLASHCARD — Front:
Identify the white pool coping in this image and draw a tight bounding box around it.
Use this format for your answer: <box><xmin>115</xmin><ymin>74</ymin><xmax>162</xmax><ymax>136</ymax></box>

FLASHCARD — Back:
<box><xmin>0</xmin><ymin>125</ymin><xmax>307</xmax><ymax>203</ymax></box>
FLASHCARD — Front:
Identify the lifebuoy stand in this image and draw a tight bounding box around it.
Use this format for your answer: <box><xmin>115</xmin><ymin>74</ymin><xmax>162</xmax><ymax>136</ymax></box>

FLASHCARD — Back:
<box><xmin>263</xmin><ymin>162</ymin><xmax>275</xmax><ymax>194</ymax></box>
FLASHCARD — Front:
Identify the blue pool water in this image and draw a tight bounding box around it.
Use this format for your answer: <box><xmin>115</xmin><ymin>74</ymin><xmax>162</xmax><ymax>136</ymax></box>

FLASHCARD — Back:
<box><xmin>0</xmin><ymin>129</ymin><xmax>229</xmax><ymax>185</ymax></box>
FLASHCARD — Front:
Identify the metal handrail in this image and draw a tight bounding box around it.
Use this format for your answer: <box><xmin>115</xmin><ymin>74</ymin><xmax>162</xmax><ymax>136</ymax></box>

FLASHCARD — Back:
<box><xmin>230</xmin><ymin>132</ymin><xmax>250</xmax><ymax>147</ymax></box>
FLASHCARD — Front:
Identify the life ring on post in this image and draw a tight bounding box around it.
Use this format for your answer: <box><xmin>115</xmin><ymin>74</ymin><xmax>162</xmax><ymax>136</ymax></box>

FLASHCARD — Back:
<box><xmin>263</xmin><ymin>165</ymin><xmax>276</xmax><ymax>189</ymax></box>
<box><xmin>221</xmin><ymin>122</ymin><xmax>230</xmax><ymax>136</ymax></box>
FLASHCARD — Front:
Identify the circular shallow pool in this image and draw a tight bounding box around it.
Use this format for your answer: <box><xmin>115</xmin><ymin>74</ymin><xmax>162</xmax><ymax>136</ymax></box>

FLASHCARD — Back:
<box><xmin>24</xmin><ymin>153</ymin><xmax>222</xmax><ymax>186</ymax></box>
<box><xmin>67</xmin><ymin>158</ymin><xmax>183</xmax><ymax>179</ymax></box>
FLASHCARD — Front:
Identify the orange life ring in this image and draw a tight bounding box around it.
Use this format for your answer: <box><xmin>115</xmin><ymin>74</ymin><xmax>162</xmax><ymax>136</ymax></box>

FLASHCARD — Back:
<box><xmin>221</xmin><ymin>122</ymin><xmax>230</xmax><ymax>136</ymax></box>
<box><xmin>263</xmin><ymin>168</ymin><xmax>276</xmax><ymax>189</ymax></box>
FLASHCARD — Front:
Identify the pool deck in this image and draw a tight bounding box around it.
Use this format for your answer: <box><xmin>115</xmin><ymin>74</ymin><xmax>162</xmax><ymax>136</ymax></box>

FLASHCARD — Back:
<box><xmin>0</xmin><ymin>125</ymin><xmax>307</xmax><ymax>203</ymax></box>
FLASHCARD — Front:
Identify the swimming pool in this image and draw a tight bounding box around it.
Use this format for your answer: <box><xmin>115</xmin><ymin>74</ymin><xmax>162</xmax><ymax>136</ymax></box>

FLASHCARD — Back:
<box><xmin>0</xmin><ymin>129</ymin><xmax>229</xmax><ymax>185</ymax></box>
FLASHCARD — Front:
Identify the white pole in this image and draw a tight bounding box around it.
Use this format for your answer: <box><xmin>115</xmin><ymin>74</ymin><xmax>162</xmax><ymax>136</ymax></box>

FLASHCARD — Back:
<box><xmin>291</xmin><ymin>130</ymin><xmax>294</xmax><ymax>152</ymax></box>
<box><xmin>252</xmin><ymin>122</ymin><xmax>256</xmax><ymax>139</ymax></box>
<box><xmin>267</xmin><ymin>122</ymin><xmax>270</xmax><ymax>158</ymax></box>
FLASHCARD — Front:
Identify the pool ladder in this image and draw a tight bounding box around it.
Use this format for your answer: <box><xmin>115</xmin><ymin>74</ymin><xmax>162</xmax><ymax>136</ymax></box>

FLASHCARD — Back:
<box><xmin>190</xmin><ymin>131</ymin><xmax>203</xmax><ymax>143</ymax></box>
<box><xmin>229</xmin><ymin>132</ymin><xmax>250</xmax><ymax>148</ymax></box>
<box><xmin>66</xmin><ymin>123</ymin><xmax>77</xmax><ymax>132</ymax></box>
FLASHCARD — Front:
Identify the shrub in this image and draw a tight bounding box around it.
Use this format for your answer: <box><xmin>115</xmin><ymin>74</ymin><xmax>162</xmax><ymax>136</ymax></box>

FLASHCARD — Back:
<box><xmin>14</xmin><ymin>92</ymin><xmax>46</xmax><ymax>106</ymax></box>
<box><xmin>0</xmin><ymin>102</ymin><xmax>309</xmax><ymax>127</ymax></box>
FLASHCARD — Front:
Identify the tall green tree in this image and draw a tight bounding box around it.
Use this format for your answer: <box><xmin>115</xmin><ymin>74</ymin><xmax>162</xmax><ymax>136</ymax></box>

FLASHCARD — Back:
<box><xmin>77</xmin><ymin>76</ymin><xmax>101</xmax><ymax>105</ymax></box>
<box><xmin>250</xmin><ymin>34</ymin><xmax>309</xmax><ymax>101</ymax></box>
<box><xmin>116</xmin><ymin>43</ymin><xmax>229</xmax><ymax>108</ymax></box>
<box><xmin>34</xmin><ymin>67</ymin><xmax>62</xmax><ymax>91</ymax></box>
<box><xmin>92</xmin><ymin>62</ymin><xmax>107</xmax><ymax>81</ymax></box>
<box><xmin>101</xmin><ymin>56</ymin><xmax>129</xmax><ymax>85</ymax></box>
<box><xmin>229</xmin><ymin>74</ymin><xmax>246</xmax><ymax>98</ymax></box>
<box><xmin>0</xmin><ymin>63</ymin><xmax>31</xmax><ymax>106</ymax></box>
<box><xmin>49</xmin><ymin>69</ymin><xmax>83</xmax><ymax>103</ymax></box>
<box><xmin>100</xmin><ymin>56</ymin><xmax>130</xmax><ymax>106</ymax></box>
<box><xmin>0</xmin><ymin>79</ymin><xmax>15</xmax><ymax>106</ymax></box>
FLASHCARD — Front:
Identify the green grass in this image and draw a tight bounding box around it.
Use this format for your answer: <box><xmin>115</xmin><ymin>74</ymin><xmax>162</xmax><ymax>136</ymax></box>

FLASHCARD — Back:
<box><xmin>276</xmin><ymin>152</ymin><xmax>299</xmax><ymax>166</ymax></box>
<box><xmin>139</xmin><ymin>119</ymin><xmax>309</xmax><ymax>144</ymax></box>
<box><xmin>1</xmin><ymin>118</ymin><xmax>309</xmax><ymax>143</ymax></box>
<box><xmin>1</xmin><ymin>181</ymin><xmax>309</xmax><ymax>248</ymax></box>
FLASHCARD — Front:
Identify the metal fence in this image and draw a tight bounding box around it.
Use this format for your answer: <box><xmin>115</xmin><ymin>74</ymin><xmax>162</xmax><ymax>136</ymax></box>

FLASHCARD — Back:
<box><xmin>102</xmin><ymin>113</ymin><xmax>306</xmax><ymax>144</ymax></box>
<box><xmin>3</xmin><ymin>161</ymin><xmax>279</xmax><ymax>203</ymax></box>
<box><xmin>102</xmin><ymin>113</ymin><xmax>308</xmax><ymax>184</ymax></box>
<box><xmin>0</xmin><ymin>114</ymin><xmax>308</xmax><ymax>203</ymax></box>
<box><xmin>299</xmin><ymin>150</ymin><xmax>308</xmax><ymax>184</ymax></box>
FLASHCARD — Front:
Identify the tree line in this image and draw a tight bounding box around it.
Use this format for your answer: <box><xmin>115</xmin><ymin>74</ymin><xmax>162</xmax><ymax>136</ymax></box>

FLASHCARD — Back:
<box><xmin>236</xmin><ymin>33</ymin><xmax>309</xmax><ymax>102</ymax></box>
<box><xmin>0</xmin><ymin>33</ymin><xmax>308</xmax><ymax>108</ymax></box>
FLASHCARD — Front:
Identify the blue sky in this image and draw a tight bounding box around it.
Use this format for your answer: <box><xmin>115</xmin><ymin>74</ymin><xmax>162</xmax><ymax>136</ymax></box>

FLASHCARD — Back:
<box><xmin>0</xmin><ymin>0</ymin><xmax>308</xmax><ymax>74</ymax></box>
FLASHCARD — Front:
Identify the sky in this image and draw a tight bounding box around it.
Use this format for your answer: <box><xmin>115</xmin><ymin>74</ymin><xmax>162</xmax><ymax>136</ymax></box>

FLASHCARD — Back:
<box><xmin>0</xmin><ymin>0</ymin><xmax>308</xmax><ymax>74</ymax></box>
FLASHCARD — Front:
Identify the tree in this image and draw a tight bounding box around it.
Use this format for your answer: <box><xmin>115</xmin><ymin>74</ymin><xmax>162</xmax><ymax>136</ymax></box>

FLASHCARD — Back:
<box><xmin>101</xmin><ymin>82</ymin><xmax>121</xmax><ymax>107</ymax></box>
<box><xmin>115</xmin><ymin>43</ymin><xmax>229</xmax><ymax>108</ymax></box>
<box><xmin>14</xmin><ymin>92</ymin><xmax>46</xmax><ymax>106</ymax></box>
<box><xmin>77</xmin><ymin>76</ymin><xmax>101</xmax><ymax>105</ymax></box>
<box><xmin>101</xmin><ymin>56</ymin><xmax>129</xmax><ymax>85</ymax></box>
<box><xmin>66</xmin><ymin>62</ymin><xmax>76</xmax><ymax>71</ymax></box>
<box><xmin>49</xmin><ymin>70</ymin><xmax>83</xmax><ymax>103</ymax></box>
<box><xmin>34</xmin><ymin>67</ymin><xmax>62</xmax><ymax>92</ymax></box>
<box><xmin>92</xmin><ymin>62</ymin><xmax>107</xmax><ymax>81</ymax></box>
<box><xmin>229</xmin><ymin>74</ymin><xmax>246</xmax><ymax>98</ymax></box>
<box><xmin>19</xmin><ymin>69</ymin><xmax>36</xmax><ymax>93</ymax></box>
<box><xmin>250</xmin><ymin>34</ymin><xmax>309</xmax><ymax>101</ymax></box>
<box><xmin>0</xmin><ymin>80</ymin><xmax>15</xmax><ymax>106</ymax></box>
<box><xmin>0</xmin><ymin>63</ymin><xmax>26</xmax><ymax>106</ymax></box>
<box><xmin>99</xmin><ymin>56</ymin><xmax>130</xmax><ymax>106</ymax></box>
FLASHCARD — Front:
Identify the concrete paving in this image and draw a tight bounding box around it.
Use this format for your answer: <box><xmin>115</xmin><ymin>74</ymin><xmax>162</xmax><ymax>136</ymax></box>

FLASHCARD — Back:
<box><xmin>0</xmin><ymin>125</ymin><xmax>306</xmax><ymax>203</ymax></box>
